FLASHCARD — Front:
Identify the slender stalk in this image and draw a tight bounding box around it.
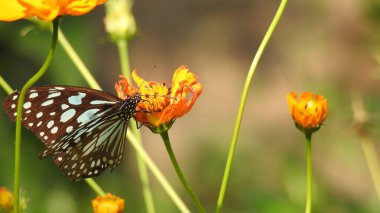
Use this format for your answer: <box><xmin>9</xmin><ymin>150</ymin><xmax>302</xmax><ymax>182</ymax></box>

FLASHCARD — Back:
<box><xmin>116</xmin><ymin>40</ymin><xmax>132</xmax><ymax>81</ymax></box>
<box><xmin>127</xmin><ymin>131</ymin><xmax>190</xmax><ymax>213</ymax></box>
<box><xmin>305</xmin><ymin>133</ymin><xmax>312</xmax><ymax>213</ymax></box>
<box><xmin>85</xmin><ymin>179</ymin><xmax>106</xmax><ymax>196</ymax></box>
<box><xmin>160</xmin><ymin>131</ymin><xmax>206</xmax><ymax>213</ymax></box>
<box><xmin>215</xmin><ymin>0</ymin><xmax>288</xmax><ymax>212</ymax></box>
<box><xmin>116</xmin><ymin>38</ymin><xmax>155</xmax><ymax>213</ymax></box>
<box><xmin>360</xmin><ymin>135</ymin><xmax>380</xmax><ymax>201</ymax></box>
<box><xmin>13</xmin><ymin>18</ymin><xmax>60</xmax><ymax>213</ymax></box>
<box><xmin>0</xmin><ymin>75</ymin><xmax>13</xmax><ymax>94</ymax></box>
<box><xmin>56</xmin><ymin>29</ymin><xmax>102</xmax><ymax>90</ymax></box>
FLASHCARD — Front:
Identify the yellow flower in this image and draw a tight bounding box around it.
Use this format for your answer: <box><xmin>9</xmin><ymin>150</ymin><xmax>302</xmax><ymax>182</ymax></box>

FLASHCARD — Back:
<box><xmin>92</xmin><ymin>193</ymin><xmax>124</xmax><ymax>213</ymax></box>
<box><xmin>115</xmin><ymin>65</ymin><xmax>202</xmax><ymax>133</ymax></box>
<box><xmin>0</xmin><ymin>0</ymin><xmax>107</xmax><ymax>22</ymax></box>
<box><xmin>287</xmin><ymin>92</ymin><xmax>328</xmax><ymax>133</ymax></box>
<box><xmin>0</xmin><ymin>187</ymin><xmax>14</xmax><ymax>213</ymax></box>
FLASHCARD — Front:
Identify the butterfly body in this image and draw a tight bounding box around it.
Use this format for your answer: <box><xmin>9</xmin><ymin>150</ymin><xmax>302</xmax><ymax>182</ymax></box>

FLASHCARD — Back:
<box><xmin>3</xmin><ymin>86</ymin><xmax>141</xmax><ymax>180</ymax></box>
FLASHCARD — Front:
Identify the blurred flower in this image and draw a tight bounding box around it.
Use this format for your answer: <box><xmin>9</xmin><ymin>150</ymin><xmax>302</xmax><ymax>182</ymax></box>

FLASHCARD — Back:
<box><xmin>115</xmin><ymin>65</ymin><xmax>202</xmax><ymax>133</ymax></box>
<box><xmin>0</xmin><ymin>187</ymin><xmax>27</xmax><ymax>213</ymax></box>
<box><xmin>92</xmin><ymin>193</ymin><xmax>124</xmax><ymax>213</ymax></box>
<box><xmin>104</xmin><ymin>0</ymin><xmax>136</xmax><ymax>41</ymax></box>
<box><xmin>0</xmin><ymin>187</ymin><xmax>13</xmax><ymax>213</ymax></box>
<box><xmin>0</xmin><ymin>0</ymin><xmax>107</xmax><ymax>22</ymax></box>
<box><xmin>287</xmin><ymin>92</ymin><xmax>328</xmax><ymax>134</ymax></box>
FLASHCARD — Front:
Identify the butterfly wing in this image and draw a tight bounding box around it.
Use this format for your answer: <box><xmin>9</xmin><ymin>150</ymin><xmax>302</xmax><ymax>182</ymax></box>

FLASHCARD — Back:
<box><xmin>53</xmin><ymin>109</ymin><xmax>129</xmax><ymax>180</ymax></box>
<box><xmin>3</xmin><ymin>86</ymin><xmax>133</xmax><ymax>180</ymax></box>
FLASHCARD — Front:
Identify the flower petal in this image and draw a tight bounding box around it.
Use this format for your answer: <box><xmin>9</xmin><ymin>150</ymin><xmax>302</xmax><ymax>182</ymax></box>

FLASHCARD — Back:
<box><xmin>0</xmin><ymin>1</ymin><xmax>26</xmax><ymax>21</ymax></box>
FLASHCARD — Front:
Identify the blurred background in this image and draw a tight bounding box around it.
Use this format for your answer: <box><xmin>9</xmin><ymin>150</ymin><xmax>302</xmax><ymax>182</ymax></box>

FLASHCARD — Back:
<box><xmin>1</xmin><ymin>0</ymin><xmax>380</xmax><ymax>212</ymax></box>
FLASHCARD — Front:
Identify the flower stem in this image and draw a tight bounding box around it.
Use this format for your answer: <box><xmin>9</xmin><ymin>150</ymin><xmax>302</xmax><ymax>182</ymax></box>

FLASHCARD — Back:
<box><xmin>215</xmin><ymin>0</ymin><xmax>288</xmax><ymax>212</ymax></box>
<box><xmin>56</xmin><ymin>28</ymin><xmax>102</xmax><ymax>90</ymax></box>
<box><xmin>305</xmin><ymin>133</ymin><xmax>312</xmax><ymax>213</ymax></box>
<box><xmin>85</xmin><ymin>178</ymin><xmax>106</xmax><ymax>196</ymax></box>
<box><xmin>127</xmin><ymin>131</ymin><xmax>190</xmax><ymax>213</ymax></box>
<box><xmin>116</xmin><ymin>40</ymin><xmax>132</xmax><ymax>81</ymax></box>
<box><xmin>360</xmin><ymin>135</ymin><xmax>380</xmax><ymax>201</ymax></box>
<box><xmin>0</xmin><ymin>75</ymin><xmax>13</xmax><ymax>94</ymax></box>
<box><xmin>160</xmin><ymin>131</ymin><xmax>206</xmax><ymax>213</ymax></box>
<box><xmin>116</xmin><ymin>38</ymin><xmax>155</xmax><ymax>213</ymax></box>
<box><xmin>13</xmin><ymin>17</ymin><xmax>60</xmax><ymax>213</ymax></box>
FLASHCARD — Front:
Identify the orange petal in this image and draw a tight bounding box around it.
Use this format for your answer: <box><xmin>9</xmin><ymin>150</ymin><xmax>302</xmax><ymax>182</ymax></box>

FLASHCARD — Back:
<box><xmin>0</xmin><ymin>1</ymin><xmax>26</xmax><ymax>21</ymax></box>
<box><xmin>18</xmin><ymin>0</ymin><xmax>59</xmax><ymax>21</ymax></box>
<box><xmin>61</xmin><ymin>0</ymin><xmax>98</xmax><ymax>16</ymax></box>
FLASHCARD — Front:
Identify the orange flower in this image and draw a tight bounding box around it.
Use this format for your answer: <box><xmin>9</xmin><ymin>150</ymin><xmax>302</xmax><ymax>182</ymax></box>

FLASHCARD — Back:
<box><xmin>92</xmin><ymin>193</ymin><xmax>124</xmax><ymax>213</ymax></box>
<box><xmin>115</xmin><ymin>65</ymin><xmax>202</xmax><ymax>133</ymax></box>
<box><xmin>0</xmin><ymin>0</ymin><xmax>107</xmax><ymax>22</ymax></box>
<box><xmin>287</xmin><ymin>92</ymin><xmax>328</xmax><ymax>133</ymax></box>
<box><xmin>0</xmin><ymin>187</ymin><xmax>14</xmax><ymax>213</ymax></box>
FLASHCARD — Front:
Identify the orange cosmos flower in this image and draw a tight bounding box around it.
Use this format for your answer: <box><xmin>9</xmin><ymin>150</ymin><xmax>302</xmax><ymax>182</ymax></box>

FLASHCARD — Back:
<box><xmin>92</xmin><ymin>193</ymin><xmax>124</xmax><ymax>213</ymax></box>
<box><xmin>287</xmin><ymin>92</ymin><xmax>328</xmax><ymax>134</ymax></box>
<box><xmin>115</xmin><ymin>65</ymin><xmax>202</xmax><ymax>133</ymax></box>
<box><xmin>0</xmin><ymin>187</ymin><xmax>14</xmax><ymax>213</ymax></box>
<box><xmin>0</xmin><ymin>0</ymin><xmax>107</xmax><ymax>22</ymax></box>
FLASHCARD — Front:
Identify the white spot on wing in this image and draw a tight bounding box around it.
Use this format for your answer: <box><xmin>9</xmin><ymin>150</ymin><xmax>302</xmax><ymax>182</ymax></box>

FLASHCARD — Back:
<box><xmin>60</xmin><ymin>109</ymin><xmax>76</xmax><ymax>123</ymax></box>
<box><xmin>77</xmin><ymin>109</ymin><xmax>100</xmax><ymax>124</ymax></box>
<box><xmin>12</xmin><ymin>95</ymin><xmax>18</xmax><ymax>100</ymax></box>
<box><xmin>55</xmin><ymin>87</ymin><xmax>65</xmax><ymax>90</ymax></box>
<box><xmin>90</xmin><ymin>100</ymin><xmax>116</xmax><ymax>105</ymax></box>
<box><xmin>51</xmin><ymin>126</ymin><xmax>58</xmax><ymax>134</ymax></box>
<box><xmin>68</xmin><ymin>92</ymin><xmax>86</xmax><ymax>105</ymax></box>
<box><xmin>29</xmin><ymin>93</ymin><xmax>38</xmax><ymax>99</ymax></box>
<box><xmin>11</xmin><ymin>104</ymin><xmax>16</xmax><ymax>109</ymax></box>
<box><xmin>66</xmin><ymin>126</ymin><xmax>73</xmax><ymax>133</ymax></box>
<box><xmin>36</xmin><ymin>112</ymin><xmax>43</xmax><ymax>118</ymax></box>
<box><xmin>23</xmin><ymin>102</ymin><xmax>31</xmax><ymax>109</ymax></box>
<box><xmin>47</xmin><ymin>120</ymin><xmax>54</xmax><ymax>128</ymax></box>
<box><xmin>61</xmin><ymin>104</ymin><xmax>69</xmax><ymax>110</ymax></box>
<box><xmin>41</xmin><ymin>99</ymin><xmax>54</xmax><ymax>106</ymax></box>
<box><xmin>47</xmin><ymin>92</ymin><xmax>61</xmax><ymax>99</ymax></box>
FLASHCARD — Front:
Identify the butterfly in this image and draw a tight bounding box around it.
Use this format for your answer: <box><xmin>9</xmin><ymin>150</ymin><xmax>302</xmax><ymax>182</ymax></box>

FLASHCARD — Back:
<box><xmin>3</xmin><ymin>86</ymin><xmax>141</xmax><ymax>181</ymax></box>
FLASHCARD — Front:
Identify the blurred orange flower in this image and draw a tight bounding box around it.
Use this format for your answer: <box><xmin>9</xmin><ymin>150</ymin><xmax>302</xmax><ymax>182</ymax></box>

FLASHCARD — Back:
<box><xmin>0</xmin><ymin>0</ymin><xmax>107</xmax><ymax>22</ymax></box>
<box><xmin>0</xmin><ymin>187</ymin><xmax>14</xmax><ymax>213</ymax></box>
<box><xmin>287</xmin><ymin>92</ymin><xmax>328</xmax><ymax>133</ymax></box>
<box><xmin>115</xmin><ymin>65</ymin><xmax>202</xmax><ymax>133</ymax></box>
<box><xmin>92</xmin><ymin>193</ymin><xmax>124</xmax><ymax>213</ymax></box>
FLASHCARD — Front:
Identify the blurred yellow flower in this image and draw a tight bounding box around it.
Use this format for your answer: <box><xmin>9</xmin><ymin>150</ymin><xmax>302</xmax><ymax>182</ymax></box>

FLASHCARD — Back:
<box><xmin>115</xmin><ymin>65</ymin><xmax>202</xmax><ymax>133</ymax></box>
<box><xmin>0</xmin><ymin>0</ymin><xmax>107</xmax><ymax>22</ymax></box>
<box><xmin>0</xmin><ymin>187</ymin><xmax>14</xmax><ymax>213</ymax></box>
<box><xmin>287</xmin><ymin>92</ymin><xmax>328</xmax><ymax>133</ymax></box>
<box><xmin>92</xmin><ymin>193</ymin><xmax>124</xmax><ymax>213</ymax></box>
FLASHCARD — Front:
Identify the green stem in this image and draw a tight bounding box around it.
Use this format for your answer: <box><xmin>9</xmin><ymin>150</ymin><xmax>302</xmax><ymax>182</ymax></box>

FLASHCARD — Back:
<box><xmin>116</xmin><ymin>38</ymin><xmax>155</xmax><ymax>213</ymax></box>
<box><xmin>305</xmin><ymin>133</ymin><xmax>312</xmax><ymax>213</ymax></box>
<box><xmin>360</xmin><ymin>135</ymin><xmax>380</xmax><ymax>202</ymax></box>
<box><xmin>160</xmin><ymin>131</ymin><xmax>206</xmax><ymax>213</ymax></box>
<box><xmin>85</xmin><ymin>179</ymin><xmax>106</xmax><ymax>196</ymax></box>
<box><xmin>13</xmin><ymin>17</ymin><xmax>60</xmax><ymax>213</ymax></box>
<box><xmin>56</xmin><ymin>29</ymin><xmax>102</xmax><ymax>90</ymax></box>
<box><xmin>127</xmin><ymin>131</ymin><xmax>190</xmax><ymax>213</ymax></box>
<box><xmin>0</xmin><ymin>75</ymin><xmax>13</xmax><ymax>94</ymax></box>
<box><xmin>215</xmin><ymin>0</ymin><xmax>288</xmax><ymax>212</ymax></box>
<box><xmin>116</xmin><ymin>40</ymin><xmax>132</xmax><ymax>81</ymax></box>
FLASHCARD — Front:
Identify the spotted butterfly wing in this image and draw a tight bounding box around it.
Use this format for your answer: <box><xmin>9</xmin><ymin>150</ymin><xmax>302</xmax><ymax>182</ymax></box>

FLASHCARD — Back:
<box><xmin>3</xmin><ymin>86</ymin><xmax>141</xmax><ymax>180</ymax></box>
